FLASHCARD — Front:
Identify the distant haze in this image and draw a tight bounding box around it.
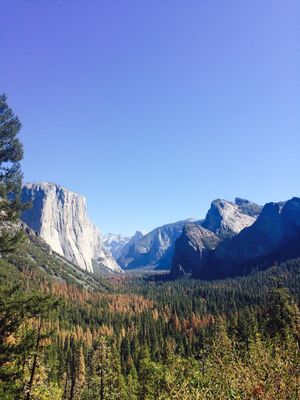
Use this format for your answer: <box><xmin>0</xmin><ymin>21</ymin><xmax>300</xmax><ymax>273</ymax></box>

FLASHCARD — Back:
<box><xmin>1</xmin><ymin>1</ymin><xmax>299</xmax><ymax>235</ymax></box>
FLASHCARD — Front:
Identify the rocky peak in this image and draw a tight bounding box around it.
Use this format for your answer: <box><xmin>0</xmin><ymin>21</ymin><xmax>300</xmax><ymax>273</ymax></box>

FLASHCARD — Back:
<box><xmin>281</xmin><ymin>197</ymin><xmax>300</xmax><ymax>228</ymax></box>
<box><xmin>234</xmin><ymin>198</ymin><xmax>263</xmax><ymax>217</ymax></box>
<box><xmin>103</xmin><ymin>233</ymin><xmax>131</xmax><ymax>259</ymax></box>
<box><xmin>201</xmin><ymin>199</ymin><xmax>256</xmax><ymax>237</ymax></box>
<box><xmin>171</xmin><ymin>197</ymin><xmax>262</xmax><ymax>279</ymax></box>
<box><xmin>130</xmin><ymin>231</ymin><xmax>144</xmax><ymax>246</ymax></box>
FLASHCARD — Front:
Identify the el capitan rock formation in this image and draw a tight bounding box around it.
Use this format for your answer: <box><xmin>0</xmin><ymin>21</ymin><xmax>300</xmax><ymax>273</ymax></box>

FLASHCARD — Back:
<box><xmin>20</xmin><ymin>182</ymin><xmax>122</xmax><ymax>274</ymax></box>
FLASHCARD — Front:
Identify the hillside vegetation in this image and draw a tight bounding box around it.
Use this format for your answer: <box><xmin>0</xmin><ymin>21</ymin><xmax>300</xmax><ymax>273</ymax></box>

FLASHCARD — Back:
<box><xmin>0</xmin><ymin>238</ymin><xmax>299</xmax><ymax>399</ymax></box>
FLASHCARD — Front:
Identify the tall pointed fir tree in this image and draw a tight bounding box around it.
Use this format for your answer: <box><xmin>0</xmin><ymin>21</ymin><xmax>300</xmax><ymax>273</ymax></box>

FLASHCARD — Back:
<box><xmin>0</xmin><ymin>94</ymin><xmax>24</xmax><ymax>253</ymax></box>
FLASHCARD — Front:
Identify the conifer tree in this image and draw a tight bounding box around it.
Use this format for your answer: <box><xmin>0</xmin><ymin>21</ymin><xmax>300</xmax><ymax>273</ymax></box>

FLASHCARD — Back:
<box><xmin>265</xmin><ymin>287</ymin><xmax>300</xmax><ymax>342</ymax></box>
<box><xmin>77</xmin><ymin>346</ymin><xmax>86</xmax><ymax>388</ymax></box>
<box><xmin>126</xmin><ymin>365</ymin><xmax>139</xmax><ymax>400</ymax></box>
<box><xmin>0</xmin><ymin>286</ymin><xmax>58</xmax><ymax>398</ymax></box>
<box><xmin>0</xmin><ymin>94</ymin><xmax>24</xmax><ymax>253</ymax></box>
<box><xmin>82</xmin><ymin>337</ymin><xmax>125</xmax><ymax>400</ymax></box>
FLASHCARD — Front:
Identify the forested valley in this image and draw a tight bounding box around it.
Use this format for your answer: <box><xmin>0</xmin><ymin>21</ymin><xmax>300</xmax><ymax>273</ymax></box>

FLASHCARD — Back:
<box><xmin>0</xmin><ymin>94</ymin><xmax>299</xmax><ymax>399</ymax></box>
<box><xmin>1</xmin><ymin>254</ymin><xmax>299</xmax><ymax>399</ymax></box>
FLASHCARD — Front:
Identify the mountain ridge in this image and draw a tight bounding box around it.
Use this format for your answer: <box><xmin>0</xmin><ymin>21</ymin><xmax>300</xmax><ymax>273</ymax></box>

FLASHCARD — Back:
<box><xmin>117</xmin><ymin>197</ymin><xmax>261</xmax><ymax>271</ymax></box>
<box><xmin>117</xmin><ymin>219</ymin><xmax>197</xmax><ymax>270</ymax></box>
<box><xmin>171</xmin><ymin>196</ymin><xmax>300</xmax><ymax>279</ymax></box>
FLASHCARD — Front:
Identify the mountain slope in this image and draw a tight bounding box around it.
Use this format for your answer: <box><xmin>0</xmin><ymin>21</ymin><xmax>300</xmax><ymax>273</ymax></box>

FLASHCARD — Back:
<box><xmin>118</xmin><ymin>220</ymin><xmax>196</xmax><ymax>270</ymax></box>
<box><xmin>201</xmin><ymin>199</ymin><xmax>258</xmax><ymax>238</ymax></box>
<box><xmin>103</xmin><ymin>233</ymin><xmax>132</xmax><ymax>259</ymax></box>
<box><xmin>117</xmin><ymin>198</ymin><xmax>261</xmax><ymax>271</ymax></box>
<box><xmin>171</xmin><ymin>224</ymin><xmax>221</xmax><ymax>277</ymax></box>
<box><xmin>3</xmin><ymin>223</ymin><xmax>112</xmax><ymax>291</ymax></box>
<box><xmin>171</xmin><ymin>197</ymin><xmax>300</xmax><ymax>279</ymax></box>
<box><xmin>234</xmin><ymin>198</ymin><xmax>263</xmax><ymax>218</ymax></box>
<box><xmin>209</xmin><ymin>197</ymin><xmax>300</xmax><ymax>278</ymax></box>
<box><xmin>171</xmin><ymin>198</ymin><xmax>262</xmax><ymax>278</ymax></box>
<box><xmin>20</xmin><ymin>182</ymin><xmax>122</xmax><ymax>274</ymax></box>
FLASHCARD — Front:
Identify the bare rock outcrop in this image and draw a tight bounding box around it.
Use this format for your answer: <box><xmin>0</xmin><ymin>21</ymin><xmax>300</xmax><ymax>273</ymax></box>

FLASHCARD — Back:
<box><xmin>21</xmin><ymin>182</ymin><xmax>122</xmax><ymax>274</ymax></box>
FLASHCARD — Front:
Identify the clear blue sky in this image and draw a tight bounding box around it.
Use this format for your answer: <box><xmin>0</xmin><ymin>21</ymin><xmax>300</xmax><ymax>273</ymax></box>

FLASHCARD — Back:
<box><xmin>1</xmin><ymin>1</ymin><xmax>299</xmax><ymax>235</ymax></box>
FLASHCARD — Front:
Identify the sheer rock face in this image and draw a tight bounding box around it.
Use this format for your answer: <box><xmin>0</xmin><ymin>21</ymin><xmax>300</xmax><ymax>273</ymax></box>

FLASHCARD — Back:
<box><xmin>20</xmin><ymin>182</ymin><xmax>122</xmax><ymax>274</ymax></box>
<box><xmin>202</xmin><ymin>199</ymin><xmax>257</xmax><ymax>238</ymax></box>
<box><xmin>171</xmin><ymin>224</ymin><xmax>221</xmax><ymax>277</ymax></box>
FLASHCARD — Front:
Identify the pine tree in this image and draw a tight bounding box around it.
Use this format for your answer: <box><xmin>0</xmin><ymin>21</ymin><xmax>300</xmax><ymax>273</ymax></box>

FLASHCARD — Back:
<box><xmin>126</xmin><ymin>365</ymin><xmax>139</xmax><ymax>400</ymax></box>
<box><xmin>73</xmin><ymin>346</ymin><xmax>86</xmax><ymax>399</ymax></box>
<box><xmin>0</xmin><ymin>94</ymin><xmax>24</xmax><ymax>254</ymax></box>
<box><xmin>0</xmin><ymin>286</ymin><xmax>58</xmax><ymax>398</ymax></box>
<box><xmin>264</xmin><ymin>287</ymin><xmax>300</xmax><ymax>342</ymax></box>
<box><xmin>120</xmin><ymin>336</ymin><xmax>131</xmax><ymax>375</ymax></box>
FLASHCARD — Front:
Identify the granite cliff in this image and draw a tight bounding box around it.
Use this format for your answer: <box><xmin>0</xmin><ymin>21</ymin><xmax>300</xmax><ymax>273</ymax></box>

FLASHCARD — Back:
<box><xmin>21</xmin><ymin>182</ymin><xmax>122</xmax><ymax>274</ymax></box>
